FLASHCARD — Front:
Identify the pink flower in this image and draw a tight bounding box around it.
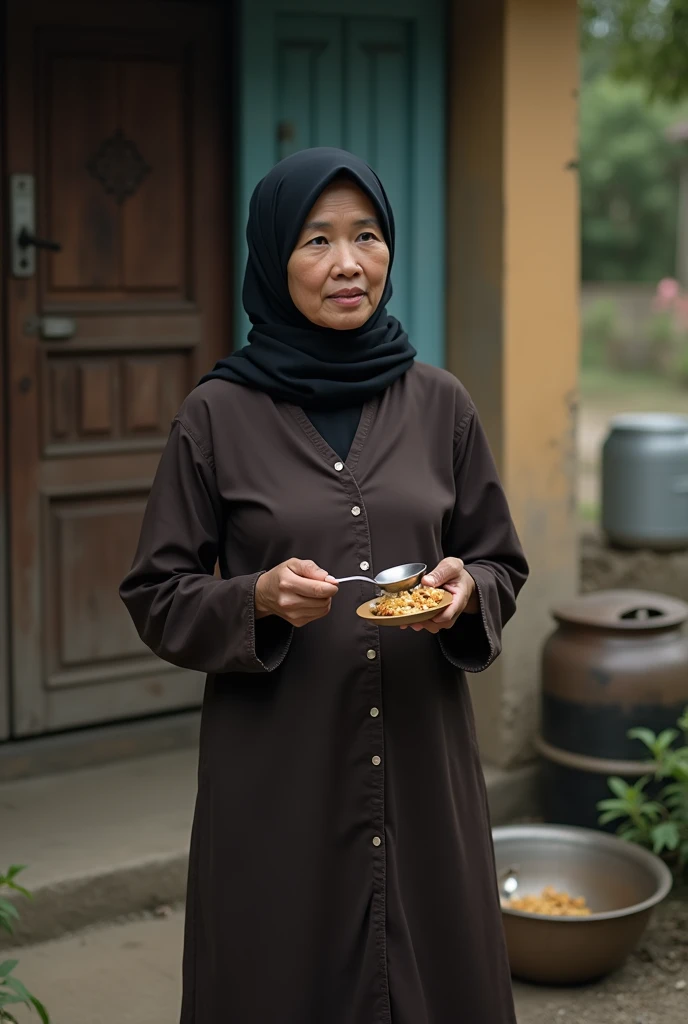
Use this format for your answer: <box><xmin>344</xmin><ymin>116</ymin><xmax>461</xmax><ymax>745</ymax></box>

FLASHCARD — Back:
<box><xmin>654</xmin><ymin>277</ymin><xmax>680</xmax><ymax>309</ymax></box>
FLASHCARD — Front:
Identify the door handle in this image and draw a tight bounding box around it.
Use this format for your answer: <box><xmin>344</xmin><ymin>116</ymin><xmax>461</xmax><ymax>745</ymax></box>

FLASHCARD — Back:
<box><xmin>17</xmin><ymin>227</ymin><xmax>62</xmax><ymax>253</ymax></box>
<box><xmin>10</xmin><ymin>174</ymin><xmax>62</xmax><ymax>277</ymax></box>
<box><xmin>9</xmin><ymin>174</ymin><xmax>61</xmax><ymax>276</ymax></box>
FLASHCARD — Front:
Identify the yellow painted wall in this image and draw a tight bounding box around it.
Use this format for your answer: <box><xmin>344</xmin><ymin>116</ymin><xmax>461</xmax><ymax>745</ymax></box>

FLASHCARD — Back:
<box><xmin>447</xmin><ymin>0</ymin><xmax>580</xmax><ymax>765</ymax></box>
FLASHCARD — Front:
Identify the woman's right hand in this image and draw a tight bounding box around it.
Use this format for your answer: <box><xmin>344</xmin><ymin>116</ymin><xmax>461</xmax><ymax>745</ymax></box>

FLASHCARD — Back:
<box><xmin>254</xmin><ymin>559</ymin><xmax>339</xmax><ymax>627</ymax></box>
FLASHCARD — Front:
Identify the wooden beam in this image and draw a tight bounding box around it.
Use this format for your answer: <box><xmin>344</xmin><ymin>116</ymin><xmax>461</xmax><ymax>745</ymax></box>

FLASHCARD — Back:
<box><xmin>446</xmin><ymin>0</ymin><xmax>580</xmax><ymax>766</ymax></box>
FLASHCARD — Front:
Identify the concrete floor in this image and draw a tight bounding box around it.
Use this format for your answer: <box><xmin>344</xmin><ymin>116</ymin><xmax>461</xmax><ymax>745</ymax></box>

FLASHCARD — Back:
<box><xmin>5</xmin><ymin>909</ymin><xmax>686</xmax><ymax>1024</ymax></box>
<box><xmin>0</xmin><ymin>747</ymin><xmax>537</xmax><ymax>949</ymax></box>
<box><xmin>0</xmin><ymin>750</ymin><xmax>197</xmax><ymax>948</ymax></box>
<box><xmin>3</xmin><ymin>913</ymin><xmax>183</xmax><ymax>1024</ymax></box>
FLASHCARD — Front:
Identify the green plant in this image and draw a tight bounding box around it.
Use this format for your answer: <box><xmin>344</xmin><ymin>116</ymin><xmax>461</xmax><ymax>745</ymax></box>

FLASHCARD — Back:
<box><xmin>675</xmin><ymin>342</ymin><xmax>688</xmax><ymax>386</ymax></box>
<box><xmin>646</xmin><ymin>305</ymin><xmax>675</xmax><ymax>343</ymax></box>
<box><xmin>578</xmin><ymin>499</ymin><xmax>601</xmax><ymax>524</ymax></box>
<box><xmin>581</xmin><ymin>0</ymin><xmax>688</xmax><ymax>104</ymax></box>
<box><xmin>598</xmin><ymin>706</ymin><xmax>688</xmax><ymax>877</ymax></box>
<box><xmin>581</xmin><ymin>297</ymin><xmax>620</xmax><ymax>367</ymax></box>
<box><xmin>648</xmin><ymin>277</ymin><xmax>688</xmax><ymax>384</ymax></box>
<box><xmin>0</xmin><ymin>867</ymin><xmax>49</xmax><ymax>1023</ymax></box>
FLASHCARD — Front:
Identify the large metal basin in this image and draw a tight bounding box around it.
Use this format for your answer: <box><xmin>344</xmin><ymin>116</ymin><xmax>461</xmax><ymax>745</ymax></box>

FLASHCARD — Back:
<box><xmin>493</xmin><ymin>824</ymin><xmax>673</xmax><ymax>985</ymax></box>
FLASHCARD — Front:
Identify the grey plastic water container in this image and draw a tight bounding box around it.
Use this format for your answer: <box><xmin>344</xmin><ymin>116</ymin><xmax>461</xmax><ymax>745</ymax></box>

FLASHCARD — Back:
<box><xmin>602</xmin><ymin>413</ymin><xmax>688</xmax><ymax>551</ymax></box>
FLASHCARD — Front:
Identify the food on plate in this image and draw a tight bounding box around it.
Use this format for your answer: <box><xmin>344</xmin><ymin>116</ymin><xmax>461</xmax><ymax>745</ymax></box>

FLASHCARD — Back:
<box><xmin>502</xmin><ymin>885</ymin><xmax>592</xmax><ymax>917</ymax></box>
<box><xmin>371</xmin><ymin>586</ymin><xmax>447</xmax><ymax>617</ymax></box>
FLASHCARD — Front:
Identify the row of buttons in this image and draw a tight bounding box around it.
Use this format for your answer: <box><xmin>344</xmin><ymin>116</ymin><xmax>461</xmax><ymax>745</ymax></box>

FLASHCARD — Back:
<box><xmin>337</xmin><ymin>466</ymin><xmax>363</xmax><ymax>523</ymax></box>
<box><xmin>368</xmin><ymin>648</ymin><xmax>381</xmax><ymax>844</ymax></box>
<box><xmin>335</xmin><ymin>459</ymin><xmax>382</xmax><ymax>850</ymax></box>
<box><xmin>368</xmin><ymin>629</ymin><xmax>382</xmax><ymax>834</ymax></box>
<box><xmin>335</xmin><ymin>470</ymin><xmax>367</xmax><ymax>567</ymax></box>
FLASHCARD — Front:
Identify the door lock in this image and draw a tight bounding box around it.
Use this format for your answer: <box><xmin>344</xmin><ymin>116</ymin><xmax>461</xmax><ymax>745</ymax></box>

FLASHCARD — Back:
<box><xmin>10</xmin><ymin>174</ymin><xmax>62</xmax><ymax>278</ymax></box>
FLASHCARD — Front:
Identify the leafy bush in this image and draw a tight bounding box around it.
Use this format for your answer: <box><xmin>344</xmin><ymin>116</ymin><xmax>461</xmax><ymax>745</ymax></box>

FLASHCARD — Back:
<box><xmin>647</xmin><ymin>277</ymin><xmax>688</xmax><ymax>385</ymax></box>
<box><xmin>581</xmin><ymin>297</ymin><xmax>620</xmax><ymax>367</ymax></box>
<box><xmin>0</xmin><ymin>867</ymin><xmax>49</xmax><ymax>1023</ymax></box>
<box><xmin>598</xmin><ymin>706</ymin><xmax>688</xmax><ymax>877</ymax></box>
<box><xmin>675</xmin><ymin>342</ymin><xmax>688</xmax><ymax>387</ymax></box>
<box><xmin>581</xmin><ymin>0</ymin><xmax>688</xmax><ymax>105</ymax></box>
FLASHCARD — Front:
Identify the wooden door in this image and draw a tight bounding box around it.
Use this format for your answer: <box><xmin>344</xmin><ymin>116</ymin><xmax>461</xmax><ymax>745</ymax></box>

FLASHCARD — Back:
<box><xmin>0</xmin><ymin>181</ymin><xmax>7</xmax><ymax>737</ymax></box>
<box><xmin>239</xmin><ymin>0</ymin><xmax>445</xmax><ymax>365</ymax></box>
<box><xmin>4</xmin><ymin>0</ymin><xmax>231</xmax><ymax>736</ymax></box>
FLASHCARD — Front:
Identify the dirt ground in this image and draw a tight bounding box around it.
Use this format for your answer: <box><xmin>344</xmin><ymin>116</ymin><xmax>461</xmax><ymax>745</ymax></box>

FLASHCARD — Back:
<box><xmin>4</xmin><ymin>893</ymin><xmax>687</xmax><ymax>1024</ymax></box>
<box><xmin>514</xmin><ymin>892</ymin><xmax>688</xmax><ymax>1024</ymax></box>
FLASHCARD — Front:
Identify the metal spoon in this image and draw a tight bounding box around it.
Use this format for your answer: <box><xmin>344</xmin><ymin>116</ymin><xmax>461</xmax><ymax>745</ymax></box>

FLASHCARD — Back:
<box><xmin>498</xmin><ymin>866</ymin><xmax>520</xmax><ymax>901</ymax></box>
<box><xmin>330</xmin><ymin>562</ymin><xmax>428</xmax><ymax>594</ymax></box>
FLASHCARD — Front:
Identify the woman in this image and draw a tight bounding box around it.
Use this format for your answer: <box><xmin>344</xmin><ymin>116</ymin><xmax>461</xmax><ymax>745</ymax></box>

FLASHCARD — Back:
<box><xmin>121</xmin><ymin>147</ymin><xmax>528</xmax><ymax>1024</ymax></box>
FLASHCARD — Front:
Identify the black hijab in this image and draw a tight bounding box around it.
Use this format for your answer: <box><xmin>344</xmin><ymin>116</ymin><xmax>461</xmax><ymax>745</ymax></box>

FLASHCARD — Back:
<box><xmin>200</xmin><ymin>147</ymin><xmax>416</xmax><ymax>411</ymax></box>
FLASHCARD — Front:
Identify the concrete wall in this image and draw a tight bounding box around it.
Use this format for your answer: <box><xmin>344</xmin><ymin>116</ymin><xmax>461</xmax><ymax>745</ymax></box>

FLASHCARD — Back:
<box><xmin>446</xmin><ymin>0</ymin><xmax>580</xmax><ymax>767</ymax></box>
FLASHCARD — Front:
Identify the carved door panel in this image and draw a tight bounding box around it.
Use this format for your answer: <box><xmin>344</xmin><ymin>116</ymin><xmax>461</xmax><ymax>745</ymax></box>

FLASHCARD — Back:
<box><xmin>5</xmin><ymin>0</ymin><xmax>230</xmax><ymax>735</ymax></box>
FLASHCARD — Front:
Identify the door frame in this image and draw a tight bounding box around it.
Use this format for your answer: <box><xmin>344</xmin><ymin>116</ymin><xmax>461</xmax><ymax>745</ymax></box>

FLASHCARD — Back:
<box><xmin>0</xmin><ymin>89</ymin><xmax>9</xmax><ymax>741</ymax></box>
<box><xmin>3</xmin><ymin>0</ymin><xmax>233</xmax><ymax>738</ymax></box>
<box><xmin>237</xmin><ymin>0</ymin><xmax>447</xmax><ymax>364</ymax></box>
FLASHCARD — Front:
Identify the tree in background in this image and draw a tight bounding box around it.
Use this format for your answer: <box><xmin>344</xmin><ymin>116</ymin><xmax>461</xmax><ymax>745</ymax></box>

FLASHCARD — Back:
<box><xmin>580</xmin><ymin>1</ymin><xmax>688</xmax><ymax>281</ymax></box>
<box><xmin>581</xmin><ymin>0</ymin><xmax>688</xmax><ymax>103</ymax></box>
<box><xmin>580</xmin><ymin>76</ymin><xmax>683</xmax><ymax>280</ymax></box>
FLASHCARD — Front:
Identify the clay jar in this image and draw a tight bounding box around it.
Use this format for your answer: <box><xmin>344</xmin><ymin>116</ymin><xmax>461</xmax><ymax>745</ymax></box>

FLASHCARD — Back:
<box><xmin>538</xmin><ymin>590</ymin><xmax>688</xmax><ymax>829</ymax></box>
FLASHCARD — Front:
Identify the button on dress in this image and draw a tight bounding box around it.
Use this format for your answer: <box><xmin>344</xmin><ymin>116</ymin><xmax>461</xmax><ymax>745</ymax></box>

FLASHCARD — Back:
<box><xmin>120</xmin><ymin>362</ymin><xmax>529</xmax><ymax>1024</ymax></box>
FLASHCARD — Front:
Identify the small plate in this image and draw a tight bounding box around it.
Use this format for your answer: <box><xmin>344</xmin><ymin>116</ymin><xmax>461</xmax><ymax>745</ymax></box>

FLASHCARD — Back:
<box><xmin>356</xmin><ymin>589</ymin><xmax>453</xmax><ymax>626</ymax></box>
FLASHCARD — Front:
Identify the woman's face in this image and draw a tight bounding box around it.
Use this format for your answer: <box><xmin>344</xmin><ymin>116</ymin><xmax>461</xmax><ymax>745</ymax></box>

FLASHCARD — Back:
<box><xmin>287</xmin><ymin>180</ymin><xmax>390</xmax><ymax>330</ymax></box>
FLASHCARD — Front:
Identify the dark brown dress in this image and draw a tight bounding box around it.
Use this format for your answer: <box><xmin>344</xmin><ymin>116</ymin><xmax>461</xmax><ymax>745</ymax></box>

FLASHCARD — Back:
<box><xmin>120</xmin><ymin>362</ymin><xmax>528</xmax><ymax>1024</ymax></box>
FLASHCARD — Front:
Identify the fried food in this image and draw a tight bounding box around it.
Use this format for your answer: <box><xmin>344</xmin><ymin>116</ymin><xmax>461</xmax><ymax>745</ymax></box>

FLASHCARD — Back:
<box><xmin>372</xmin><ymin>586</ymin><xmax>446</xmax><ymax>617</ymax></box>
<box><xmin>503</xmin><ymin>885</ymin><xmax>592</xmax><ymax>917</ymax></box>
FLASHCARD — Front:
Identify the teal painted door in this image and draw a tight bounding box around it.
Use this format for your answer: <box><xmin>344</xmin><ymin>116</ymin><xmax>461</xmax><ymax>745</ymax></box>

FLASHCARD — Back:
<box><xmin>239</xmin><ymin>0</ymin><xmax>446</xmax><ymax>365</ymax></box>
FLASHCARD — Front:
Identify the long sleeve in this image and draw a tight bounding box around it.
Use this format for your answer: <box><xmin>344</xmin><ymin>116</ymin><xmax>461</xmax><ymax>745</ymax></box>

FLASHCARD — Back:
<box><xmin>439</xmin><ymin>403</ymin><xmax>529</xmax><ymax>673</ymax></box>
<box><xmin>120</xmin><ymin>417</ymin><xmax>292</xmax><ymax>675</ymax></box>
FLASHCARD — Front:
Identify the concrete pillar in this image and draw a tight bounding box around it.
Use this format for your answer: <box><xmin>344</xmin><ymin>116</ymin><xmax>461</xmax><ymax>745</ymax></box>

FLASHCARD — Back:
<box><xmin>446</xmin><ymin>0</ymin><xmax>580</xmax><ymax>766</ymax></box>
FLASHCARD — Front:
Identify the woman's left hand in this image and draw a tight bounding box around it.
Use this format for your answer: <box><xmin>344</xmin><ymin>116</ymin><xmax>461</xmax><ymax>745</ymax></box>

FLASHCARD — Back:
<box><xmin>404</xmin><ymin>557</ymin><xmax>480</xmax><ymax>633</ymax></box>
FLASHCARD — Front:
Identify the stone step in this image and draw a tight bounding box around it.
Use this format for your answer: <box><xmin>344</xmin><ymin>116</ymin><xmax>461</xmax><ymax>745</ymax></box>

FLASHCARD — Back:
<box><xmin>0</xmin><ymin>746</ymin><xmax>538</xmax><ymax>948</ymax></box>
